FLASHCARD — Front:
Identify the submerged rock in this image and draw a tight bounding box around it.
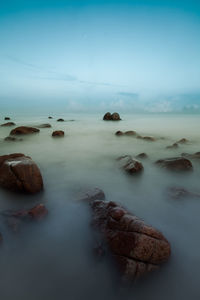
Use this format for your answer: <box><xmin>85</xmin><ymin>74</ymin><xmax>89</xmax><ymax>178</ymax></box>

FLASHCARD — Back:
<box><xmin>137</xmin><ymin>135</ymin><xmax>156</xmax><ymax>141</ymax></box>
<box><xmin>177</xmin><ymin>138</ymin><xmax>189</xmax><ymax>144</ymax></box>
<box><xmin>77</xmin><ymin>187</ymin><xmax>105</xmax><ymax>202</ymax></box>
<box><xmin>10</xmin><ymin>126</ymin><xmax>40</xmax><ymax>135</ymax></box>
<box><xmin>4</xmin><ymin>136</ymin><xmax>23</xmax><ymax>142</ymax></box>
<box><xmin>166</xmin><ymin>143</ymin><xmax>179</xmax><ymax>149</ymax></box>
<box><xmin>181</xmin><ymin>152</ymin><xmax>200</xmax><ymax>159</ymax></box>
<box><xmin>167</xmin><ymin>186</ymin><xmax>200</xmax><ymax>200</ymax></box>
<box><xmin>57</xmin><ymin>118</ymin><xmax>64</xmax><ymax>122</ymax></box>
<box><xmin>103</xmin><ymin>112</ymin><xmax>121</xmax><ymax>121</ymax></box>
<box><xmin>156</xmin><ymin>157</ymin><xmax>193</xmax><ymax>172</ymax></box>
<box><xmin>136</xmin><ymin>153</ymin><xmax>148</xmax><ymax>159</ymax></box>
<box><xmin>0</xmin><ymin>153</ymin><xmax>43</xmax><ymax>193</ymax></box>
<box><xmin>90</xmin><ymin>198</ymin><xmax>171</xmax><ymax>280</ymax></box>
<box><xmin>1</xmin><ymin>122</ymin><xmax>16</xmax><ymax>127</ymax></box>
<box><xmin>52</xmin><ymin>130</ymin><xmax>64</xmax><ymax>137</ymax></box>
<box><xmin>117</xmin><ymin>155</ymin><xmax>143</xmax><ymax>174</ymax></box>
<box><xmin>36</xmin><ymin>123</ymin><xmax>51</xmax><ymax>128</ymax></box>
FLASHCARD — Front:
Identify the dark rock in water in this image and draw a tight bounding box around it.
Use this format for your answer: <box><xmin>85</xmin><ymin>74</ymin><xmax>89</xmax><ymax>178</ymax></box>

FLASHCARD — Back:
<box><xmin>156</xmin><ymin>157</ymin><xmax>193</xmax><ymax>172</ymax></box>
<box><xmin>2</xmin><ymin>204</ymin><xmax>48</xmax><ymax>233</ymax></box>
<box><xmin>57</xmin><ymin>118</ymin><xmax>64</xmax><ymax>122</ymax></box>
<box><xmin>103</xmin><ymin>112</ymin><xmax>121</xmax><ymax>121</ymax></box>
<box><xmin>4</xmin><ymin>117</ymin><xmax>10</xmax><ymax>120</ymax></box>
<box><xmin>137</xmin><ymin>135</ymin><xmax>156</xmax><ymax>141</ymax></box>
<box><xmin>90</xmin><ymin>199</ymin><xmax>171</xmax><ymax>280</ymax></box>
<box><xmin>177</xmin><ymin>138</ymin><xmax>189</xmax><ymax>144</ymax></box>
<box><xmin>124</xmin><ymin>131</ymin><xmax>136</xmax><ymax>136</ymax></box>
<box><xmin>1</xmin><ymin>122</ymin><xmax>16</xmax><ymax>127</ymax></box>
<box><xmin>117</xmin><ymin>155</ymin><xmax>143</xmax><ymax>174</ymax></box>
<box><xmin>181</xmin><ymin>152</ymin><xmax>200</xmax><ymax>159</ymax></box>
<box><xmin>4</xmin><ymin>136</ymin><xmax>23</xmax><ymax>142</ymax></box>
<box><xmin>0</xmin><ymin>153</ymin><xmax>43</xmax><ymax>193</ymax></box>
<box><xmin>166</xmin><ymin>143</ymin><xmax>179</xmax><ymax>149</ymax></box>
<box><xmin>136</xmin><ymin>153</ymin><xmax>148</xmax><ymax>159</ymax></box>
<box><xmin>36</xmin><ymin>123</ymin><xmax>51</xmax><ymax>128</ymax></box>
<box><xmin>10</xmin><ymin>126</ymin><xmax>40</xmax><ymax>135</ymax></box>
<box><xmin>115</xmin><ymin>131</ymin><xmax>124</xmax><ymax>136</ymax></box>
<box><xmin>167</xmin><ymin>186</ymin><xmax>200</xmax><ymax>200</ymax></box>
<box><xmin>52</xmin><ymin>130</ymin><xmax>64</xmax><ymax>137</ymax></box>
<box><xmin>48</xmin><ymin>116</ymin><xmax>53</xmax><ymax>119</ymax></box>
<box><xmin>77</xmin><ymin>188</ymin><xmax>105</xmax><ymax>202</ymax></box>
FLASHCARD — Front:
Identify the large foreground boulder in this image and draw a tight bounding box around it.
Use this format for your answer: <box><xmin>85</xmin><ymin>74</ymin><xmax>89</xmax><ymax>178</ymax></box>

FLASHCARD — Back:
<box><xmin>0</xmin><ymin>153</ymin><xmax>43</xmax><ymax>193</ymax></box>
<box><xmin>103</xmin><ymin>112</ymin><xmax>121</xmax><ymax>121</ymax></box>
<box><xmin>117</xmin><ymin>155</ymin><xmax>143</xmax><ymax>174</ymax></box>
<box><xmin>90</xmin><ymin>198</ymin><xmax>171</xmax><ymax>280</ymax></box>
<box><xmin>156</xmin><ymin>157</ymin><xmax>193</xmax><ymax>172</ymax></box>
<box><xmin>10</xmin><ymin>126</ymin><xmax>40</xmax><ymax>135</ymax></box>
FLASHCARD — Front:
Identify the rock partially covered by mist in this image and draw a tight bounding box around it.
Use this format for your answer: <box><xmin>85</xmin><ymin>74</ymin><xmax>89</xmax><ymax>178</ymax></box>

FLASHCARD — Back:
<box><xmin>136</xmin><ymin>153</ymin><xmax>148</xmax><ymax>159</ymax></box>
<box><xmin>1</xmin><ymin>122</ymin><xmax>16</xmax><ymax>127</ymax></box>
<box><xmin>0</xmin><ymin>153</ymin><xmax>43</xmax><ymax>194</ymax></box>
<box><xmin>4</xmin><ymin>136</ymin><xmax>23</xmax><ymax>142</ymax></box>
<box><xmin>4</xmin><ymin>117</ymin><xmax>10</xmax><ymax>120</ymax></box>
<box><xmin>2</xmin><ymin>204</ymin><xmax>48</xmax><ymax>233</ymax></box>
<box><xmin>57</xmin><ymin>118</ymin><xmax>64</xmax><ymax>122</ymax></box>
<box><xmin>117</xmin><ymin>155</ymin><xmax>143</xmax><ymax>174</ymax></box>
<box><xmin>167</xmin><ymin>186</ymin><xmax>200</xmax><ymax>200</ymax></box>
<box><xmin>166</xmin><ymin>143</ymin><xmax>179</xmax><ymax>149</ymax></box>
<box><xmin>177</xmin><ymin>138</ymin><xmax>189</xmax><ymax>144</ymax></box>
<box><xmin>181</xmin><ymin>152</ymin><xmax>200</xmax><ymax>159</ymax></box>
<box><xmin>77</xmin><ymin>187</ymin><xmax>105</xmax><ymax>202</ymax></box>
<box><xmin>52</xmin><ymin>130</ymin><xmax>64</xmax><ymax>137</ymax></box>
<box><xmin>137</xmin><ymin>135</ymin><xmax>156</xmax><ymax>141</ymax></box>
<box><xmin>36</xmin><ymin>123</ymin><xmax>51</xmax><ymax>128</ymax></box>
<box><xmin>10</xmin><ymin>126</ymin><xmax>40</xmax><ymax>135</ymax></box>
<box><xmin>115</xmin><ymin>130</ymin><xmax>137</xmax><ymax>136</ymax></box>
<box><xmin>103</xmin><ymin>112</ymin><xmax>121</xmax><ymax>121</ymax></box>
<box><xmin>115</xmin><ymin>130</ymin><xmax>124</xmax><ymax>136</ymax></box>
<box><xmin>90</xmin><ymin>199</ymin><xmax>171</xmax><ymax>280</ymax></box>
<box><xmin>156</xmin><ymin>157</ymin><xmax>193</xmax><ymax>172</ymax></box>
<box><xmin>48</xmin><ymin>116</ymin><xmax>53</xmax><ymax>119</ymax></box>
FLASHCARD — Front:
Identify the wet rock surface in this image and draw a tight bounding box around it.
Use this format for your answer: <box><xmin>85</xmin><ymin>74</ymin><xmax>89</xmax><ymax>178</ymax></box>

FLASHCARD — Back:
<box><xmin>90</xmin><ymin>198</ymin><xmax>171</xmax><ymax>280</ymax></box>
<box><xmin>52</xmin><ymin>130</ymin><xmax>65</xmax><ymax>137</ymax></box>
<box><xmin>117</xmin><ymin>155</ymin><xmax>143</xmax><ymax>174</ymax></box>
<box><xmin>10</xmin><ymin>126</ymin><xmax>40</xmax><ymax>135</ymax></box>
<box><xmin>156</xmin><ymin>157</ymin><xmax>193</xmax><ymax>172</ymax></box>
<box><xmin>0</xmin><ymin>153</ymin><xmax>43</xmax><ymax>193</ymax></box>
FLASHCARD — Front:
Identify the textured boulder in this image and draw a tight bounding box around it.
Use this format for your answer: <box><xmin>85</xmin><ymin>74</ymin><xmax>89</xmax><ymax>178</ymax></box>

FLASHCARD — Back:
<box><xmin>57</xmin><ymin>118</ymin><xmax>64</xmax><ymax>122</ymax></box>
<box><xmin>10</xmin><ymin>126</ymin><xmax>40</xmax><ymax>135</ymax></box>
<box><xmin>36</xmin><ymin>123</ymin><xmax>51</xmax><ymax>128</ymax></box>
<box><xmin>103</xmin><ymin>112</ymin><xmax>121</xmax><ymax>121</ymax></box>
<box><xmin>0</xmin><ymin>153</ymin><xmax>43</xmax><ymax>193</ymax></box>
<box><xmin>90</xmin><ymin>199</ymin><xmax>171</xmax><ymax>280</ymax></box>
<box><xmin>117</xmin><ymin>155</ymin><xmax>143</xmax><ymax>174</ymax></box>
<box><xmin>1</xmin><ymin>122</ymin><xmax>16</xmax><ymax>127</ymax></box>
<box><xmin>52</xmin><ymin>130</ymin><xmax>64</xmax><ymax>137</ymax></box>
<box><xmin>156</xmin><ymin>157</ymin><xmax>193</xmax><ymax>172</ymax></box>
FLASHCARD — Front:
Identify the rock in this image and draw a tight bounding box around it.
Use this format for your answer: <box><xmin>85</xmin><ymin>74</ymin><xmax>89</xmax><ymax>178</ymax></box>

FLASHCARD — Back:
<box><xmin>181</xmin><ymin>152</ymin><xmax>200</xmax><ymax>159</ymax></box>
<box><xmin>166</xmin><ymin>143</ymin><xmax>179</xmax><ymax>149</ymax></box>
<box><xmin>137</xmin><ymin>135</ymin><xmax>155</xmax><ymax>141</ymax></box>
<box><xmin>177</xmin><ymin>138</ymin><xmax>189</xmax><ymax>144</ymax></box>
<box><xmin>77</xmin><ymin>188</ymin><xmax>105</xmax><ymax>202</ymax></box>
<box><xmin>103</xmin><ymin>112</ymin><xmax>121</xmax><ymax>121</ymax></box>
<box><xmin>52</xmin><ymin>130</ymin><xmax>64</xmax><ymax>137</ymax></box>
<box><xmin>10</xmin><ymin>126</ymin><xmax>40</xmax><ymax>135</ymax></box>
<box><xmin>4</xmin><ymin>117</ymin><xmax>10</xmax><ymax>120</ymax></box>
<box><xmin>167</xmin><ymin>186</ymin><xmax>200</xmax><ymax>200</ymax></box>
<box><xmin>124</xmin><ymin>131</ymin><xmax>136</xmax><ymax>136</ymax></box>
<box><xmin>90</xmin><ymin>199</ymin><xmax>171</xmax><ymax>280</ymax></box>
<box><xmin>48</xmin><ymin>116</ymin><xmax>53</xmax><ymax>119</ymax></box>
<box><xmin>0</xmin><ymin>153</ymin><xmax>43</xmax><ymax>193</ymax></box>
<box><xmin>1</xmin><ymin>122</ymin><xmax>16</xmax><ymax>127</ymax></box>
<box><xmin>2</xmin><ymin>204</ymin><xmax>48</xmax><ymax>232</ymax></box>
<box><xmin>156</xmin><ymin>157</ymin><xmax>193</xmax><ymax>172</ymax></box>
<box><xmin>57</xmin><ymin>118</ymin><xmax>64</xmax><ymax>122</ymax></box>
<box><xmin>117</xmin><ymin>155</ymin><xmax>143</xmax><ymax>174</ymax></box>
<box><xmin>115</xmin><ymin>131</ymin><xmax>124</xmax><ymax>136</ymax></box>
<box><xmin>36</xmin><ymin>124</ymin><xmax>51</xmax><ymax>128</ymax></box>
<box><xmin>4</xmin><ymin>136</ymin><xmax>23</xmax><ymax>142</ymax></box>
<box><xmin>136</xmin><ymin>153</ymin><xmax>148</xmax><ymax>159</ymax></box>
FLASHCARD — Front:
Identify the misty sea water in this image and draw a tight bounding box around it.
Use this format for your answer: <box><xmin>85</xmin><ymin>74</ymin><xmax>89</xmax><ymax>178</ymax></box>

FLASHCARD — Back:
<box><xmin>0</xmin><ymin>112</ymin><xmax>200</xmax><ymax>300</ymax></box>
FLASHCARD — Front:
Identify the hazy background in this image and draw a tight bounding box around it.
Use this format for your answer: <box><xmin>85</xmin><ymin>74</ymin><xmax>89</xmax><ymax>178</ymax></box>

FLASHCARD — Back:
<box><xmin>0</xmin><ymin>0</ymin><xmax>200</xmax><ymax>113</ymax></box>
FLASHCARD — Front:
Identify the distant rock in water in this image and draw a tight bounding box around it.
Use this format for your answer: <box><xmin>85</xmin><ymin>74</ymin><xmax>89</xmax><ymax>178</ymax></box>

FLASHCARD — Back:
<box><xmin>76</xmin><ymin>187</ymin><xmax>105</xmax><ymax>202</ymax></box>
<box><xmin>0</xmin><ymin>153</ymin><xmax>43</xmax><ymax>194</ymax></box>
<box><xmin>4</xmin><ymin>136</ymin><xmax>23</xmax><ymax>142</ymax></box>
<box><xmin>57</xmin><ymin>118</ymin><xmax>64</xmax><ymax>122</ymax></box>
<box><xmin>166</xmin><ymin>143</ymin><xmax>179</xmax><ymax>149</ymax></box>
<box><xmin>52</xmin><ymin>130</ymin><xmax>64</xmax><ymax>137</ymax></box>
<box><xmin>1</xmin><ymin>122</ymin><xmax>16</xmax><ymax>127</ymax></box>
<box><xmin>36</xmin><ymin>123</ymin><xmax>51</xmax><ymax>128</ymax></box>
<box><xmin>137</xmin><ymin>135</ymin><xmax>156</xmax><ymax>141</ymax></box>
<box><xmin>136</xmin><ymin>153</ymin><xmax>148</xmax><ymax>159</ymax></box>
<box><xmin>89</xmin><ymin>197</ymin><xmax>171</xmax><ymax>280</ymax></box>
<box><xmin>48</xmin><ymin>116</ymin><xmax>53</xmax><ymax>119</ymax></box>
<box><xmin>124</xmin><ymin>130</ymin><xmax>136</xmax><ymax>136</ymax></box>
<box><xmin>4</xmin><ymin>117</ymin><xmax>10</xmax><ymax>120</ymax></box>
<box><xmin>181</xmin><ymin>152</ymin><xmax>200</xmax><ymax>159</ymax></box>
<box><xmin>156</xmin><ymin>157</ymin><xmax>193</xmax><ymax>172</ymax></box>
<box><xmin>10</xmin><ymin>126</ymin><xmax>40</xmax><ymax>135</ymax></box>
<box><xmin>117</xmin><ymin>155</ymin><xmax>143</xmax><ymax>174</ymax></box>
<box><xmin>103</xmin><ymin>112</ymin><xmax>121</xmax><ymax>121</ymax></box>
<box><xmin>115</xmin><ymin>131</ymin><xmax>124</xmax><ymax>136</ymax></box>
<box><xmin>177</xmin><ymin>138</ymin><xmax>189</xmax><ymax>144</ymax></box>
<box><xmin>167</xmin><ymin>186</ymin><xmax>200</xmax><ymax>200</ymax></box>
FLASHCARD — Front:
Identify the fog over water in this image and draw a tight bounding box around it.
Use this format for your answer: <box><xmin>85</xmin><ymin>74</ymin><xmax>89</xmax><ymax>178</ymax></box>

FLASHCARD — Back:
<box><xmin>0</xmin><ymin>113</ymin><xmax>200</xmax><ymax>299</ymax></box>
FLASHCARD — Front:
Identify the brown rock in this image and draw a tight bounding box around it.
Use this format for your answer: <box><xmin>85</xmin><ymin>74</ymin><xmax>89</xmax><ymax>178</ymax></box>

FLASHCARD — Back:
<box><xmin>1</xmin><ymin>122</ymin><xmax>16</xmax><ymax>127</ymax></box>
<box><xmin>136</xmin><ymin>153</ymin><xmax>148</xmax><ymax>159</ymax></box>
<box><xmin>115</xmin><ymin>131</ymin><xmax>124</xmax><ymax>136</ymax></box>
<box><xmin>90</xmin><ymin>199</ymin><xmax>171</xmax><ymax>280</ymax></box>
<box><xmin>117</xmin><ymin>155</ymin><xmax>143</xmax><ymax>174</ymax></box>
<box><xmin>36</xmin><ymin>123</ymin><xmax>51</xmax><ymax>128</ymax></box>
<box><xmin>137</xmin><ymin>135</ymin><xmax>156</xmax><ymax>141</ymax></box>
<box><xmin>111</xmin><ymin>112</ymin><xmax>121</xmax><ymax>120</ymax></box>
<box><xmin>166</xmin><ymin>143</ymin><xmax>179</xmax><ymax>149</ymax></box>
<box><xmin>0</xmin><ymin>153</ymin><xmax>43</xmax><ymax>193</ymax></box>
<box><xmin>103</xmin><ymin>112</ymin><xmax>121</xmax><ymax>121</ymax></box>
<box><xmin>10</xmin><ymin>126</ymin><xmax>40</xmax><ymax>135</ymax></box>
<box><xmin>156</xmin><ymin>157</ymin><xmax>193</xmax><ymax>172</ymax></box>
<box><xmin>177</xmin><ymin>138</ymin><xmax>189</xmax><ymax>144</ymax></box>
<box><xmin>52</xmin><ymin>130</ymin><xmax>64</xmax><ymax>137</ymax></box>
<box><xmin>57</xmin><ymin>118</ymin><xmax>64</xmax><ymax>122</ymax></box>
<box><xmin>124</xmin><ymin>131</ymin><xmax>136</xmax><ymax>136</ymax></box>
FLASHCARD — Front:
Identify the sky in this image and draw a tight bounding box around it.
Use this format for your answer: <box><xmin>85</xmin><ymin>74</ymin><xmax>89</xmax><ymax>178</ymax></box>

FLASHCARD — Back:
<box><xmin>0</xmin><ymin>0</ymin><xmax>200</xmax><ymax>113</ymax></box>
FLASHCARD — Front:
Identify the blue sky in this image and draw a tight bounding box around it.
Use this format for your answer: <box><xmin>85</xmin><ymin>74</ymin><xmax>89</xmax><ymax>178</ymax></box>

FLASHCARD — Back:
<box><xmin>0</xmin><ymin>0</ymin><xmax>200</xmax><ymax>112</ymax></box>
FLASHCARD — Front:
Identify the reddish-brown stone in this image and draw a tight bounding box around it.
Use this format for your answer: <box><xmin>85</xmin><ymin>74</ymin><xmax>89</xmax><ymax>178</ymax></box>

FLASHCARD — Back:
<box><xmin>10</xmin><ymin>126</ymin><xmax>40</xmax><ymax>135</ymax></box>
